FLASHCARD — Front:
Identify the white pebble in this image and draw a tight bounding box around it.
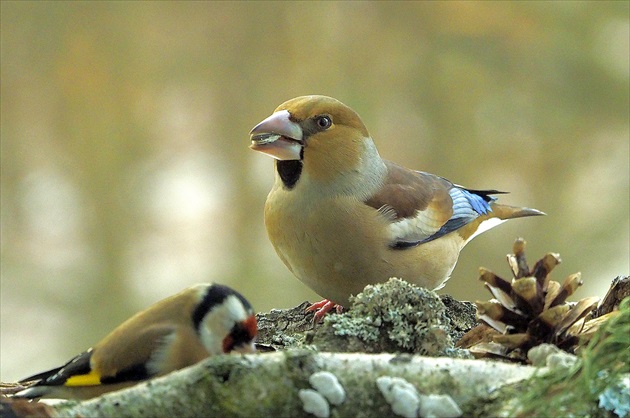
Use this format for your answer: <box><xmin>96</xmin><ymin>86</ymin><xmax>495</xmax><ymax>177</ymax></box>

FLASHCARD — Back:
<box><xmin>376</xmin><ymin>376</ymin><xmax>419</xmax><ymax>418</ymax></box>
<box><xmin>528</xmin><ymin>344</ymin><xmax>578</xmax><ymax>370</ymax></box>
<box><xmin>527</xmin><ymin>343</ymin><xmax>562</xmax><ymax>367</ymax></box>
<box><xmin>309</xmin><ymin>371</ymin><xmax>346</xmax><ymax>405</ymax></box>
<box><xmin>418</xmin><ymin>394</ymin><xmax>462</xmax><ymax>418</ymax></box>
<box><xmin>546</xmin><ymin>352</ymin><xmax>578</xmax><ymax>370</ymax></box>
<box><xmin>299</xmin><ymin>389</ymin><xmax>330</xmax><ymax>418</ymax></box>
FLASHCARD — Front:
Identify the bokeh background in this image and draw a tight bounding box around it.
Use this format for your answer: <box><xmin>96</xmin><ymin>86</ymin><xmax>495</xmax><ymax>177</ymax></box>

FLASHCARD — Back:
<box><xmin>1</xmin><ymin>2</ymin><xmax>628</xmax><ymax>381</ymax></box>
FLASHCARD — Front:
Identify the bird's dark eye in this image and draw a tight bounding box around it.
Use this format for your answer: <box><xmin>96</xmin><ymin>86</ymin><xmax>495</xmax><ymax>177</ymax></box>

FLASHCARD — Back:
<box><xmin>316</xmin><ymin>115</ymin><xmax>332</xmax><ymax>129</ymax></box>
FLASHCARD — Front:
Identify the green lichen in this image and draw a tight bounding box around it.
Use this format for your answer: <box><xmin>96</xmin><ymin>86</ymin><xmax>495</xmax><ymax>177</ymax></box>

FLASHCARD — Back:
<box><xmin>313</xmin><ymin>278</ymin><xmax>456</xmax><ymax>356</ymax></box>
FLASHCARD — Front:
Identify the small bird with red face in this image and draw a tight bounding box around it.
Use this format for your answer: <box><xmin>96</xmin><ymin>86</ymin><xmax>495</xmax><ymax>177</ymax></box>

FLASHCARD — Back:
<box><xmin>250</xmin><ymin>95</ymin><xmax>544</xmax><ymax>320</ymax></box>
<box><xmin>14</xmin><ymin>283</ymin><xmax>257</xmax><ymax>399</ymax></box>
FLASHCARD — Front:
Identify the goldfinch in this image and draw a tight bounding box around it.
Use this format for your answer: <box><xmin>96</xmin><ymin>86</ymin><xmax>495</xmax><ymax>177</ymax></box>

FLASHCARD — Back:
<box><xmin>14</xmin><ymin>283</ymin><xmax>257</xmax><ymax>400</ymax></box>
<box><xmin>250</xmin><ymin>95</ymin><xmax>544</xmax><ymax>319</ymax></box>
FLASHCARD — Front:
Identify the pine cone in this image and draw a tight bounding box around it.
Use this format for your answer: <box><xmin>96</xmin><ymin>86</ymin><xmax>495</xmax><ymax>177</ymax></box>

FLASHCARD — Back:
<box><xmin>460</xmin><ymin>238</ymin><xmax>599</xmax><ymax>362</ymax></box>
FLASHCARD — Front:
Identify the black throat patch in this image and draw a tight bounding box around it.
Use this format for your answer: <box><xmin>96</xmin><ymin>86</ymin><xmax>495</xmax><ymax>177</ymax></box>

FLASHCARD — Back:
<box><xmin>277</xmin><ymin>160</ymin><xmax>303</xmax><ymax>190</ymax></box>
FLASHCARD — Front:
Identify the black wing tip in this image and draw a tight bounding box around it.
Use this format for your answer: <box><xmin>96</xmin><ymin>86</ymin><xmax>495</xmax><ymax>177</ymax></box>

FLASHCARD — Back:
<box><xmin>17</xmin><ymin>367</ymin><xmax>63</xmax><ymax>385</ymax></box>
<box><xmin>457</xmin><ymin>186</ymin><xmax>508</xmax><ymax>194</ymax></box>
<box><xmin>471</xmin><ymin>188</ymin><xmax>509</xmax><ymax>201</ymax></box>
<box><xmin>18</xmin><ymin>349</ymin><xmax>94</xmax><ymax>389</ymax></box>
<box><xmin>11</xmin><ymin>386</ymin><xmax>47</xmax><ymax>399</ymax></box>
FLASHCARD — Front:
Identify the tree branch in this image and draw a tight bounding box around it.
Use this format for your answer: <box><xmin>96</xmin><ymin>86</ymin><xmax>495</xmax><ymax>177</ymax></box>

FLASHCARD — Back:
<box><xmin>53</xmin><ymin>351</ymin><xmax>536</xmax><ymax>418</ymax></box>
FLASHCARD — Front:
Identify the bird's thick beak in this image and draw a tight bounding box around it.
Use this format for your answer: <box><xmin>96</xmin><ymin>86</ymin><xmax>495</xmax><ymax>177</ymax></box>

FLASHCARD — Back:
<box><xmin>249</xmin><ymin>110</ymin><xmax>303</xmax><ymax>160</ymax></box>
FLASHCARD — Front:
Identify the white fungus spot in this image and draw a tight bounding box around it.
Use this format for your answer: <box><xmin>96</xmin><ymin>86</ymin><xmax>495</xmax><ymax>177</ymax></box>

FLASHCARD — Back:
<box><xmin>418</xmin><ymin>394</ymin><xmax>462</xmax><ymax>418</ymax></box>
<box><xmin>299</xmin><ymin>389</ymin><xmax>330</xmax><ymax>418</ymax></box>
<box><xmin>527</xmin><ymin>343</ymin><xmax>577</xmax><ymax>369</ymax></box>
<box><xmin>546</xmin><ymin>352</ymin><xmax>578</xmax><ymax>370</ymax></box>
<box><xmin>527</xmin><ymin>343</ymin><xmax>561</xmax><ymax>366</ymax></box>
<box><xmin>309</xmin><ymin>371</ymin><xmax>346</xmax><ymax>405</ymax></box>
<box><xmin>376</xmin><ymin>376</ymin><xmax>419</xmax><ymax>418</ymax></box>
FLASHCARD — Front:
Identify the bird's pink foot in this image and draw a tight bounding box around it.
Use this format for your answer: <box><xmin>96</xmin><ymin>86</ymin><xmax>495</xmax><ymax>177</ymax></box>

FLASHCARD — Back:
<box><xmin>306</xmin><ymin>299</ymin><xmax>343</xmax><ymax>322</ymax></box>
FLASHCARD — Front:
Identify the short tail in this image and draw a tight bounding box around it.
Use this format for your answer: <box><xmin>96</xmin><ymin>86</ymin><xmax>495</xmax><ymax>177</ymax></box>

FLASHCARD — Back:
<box><xmin>491</xmin><ymin>204</ymin><xmax>546</xmax><ymax>220</ymax></box>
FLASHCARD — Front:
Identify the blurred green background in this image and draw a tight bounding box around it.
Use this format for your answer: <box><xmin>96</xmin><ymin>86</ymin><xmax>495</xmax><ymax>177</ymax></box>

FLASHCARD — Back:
<box><xmin>1</xmin><ymin>1</ymin><xmax>628</xmax><ymax>381</ymax></box>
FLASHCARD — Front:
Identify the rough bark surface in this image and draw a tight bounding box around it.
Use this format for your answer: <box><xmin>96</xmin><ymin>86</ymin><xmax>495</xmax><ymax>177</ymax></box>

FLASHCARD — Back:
<box><xmin>53</xmin><ymin>352</ymin><xmax>537</xmax><ymax>418</ymax></box>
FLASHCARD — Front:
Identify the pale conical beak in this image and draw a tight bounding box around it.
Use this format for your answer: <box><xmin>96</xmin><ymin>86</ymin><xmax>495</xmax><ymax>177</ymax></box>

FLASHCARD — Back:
<box><xmin>249</xmin><ymin>110</ymin><xmax>303</xmax><ymax>160</ymax></box>
<box><xmin>233</xmin><ymin>341</ymin><xmax>257</xmax><ymax>354</ymax></box>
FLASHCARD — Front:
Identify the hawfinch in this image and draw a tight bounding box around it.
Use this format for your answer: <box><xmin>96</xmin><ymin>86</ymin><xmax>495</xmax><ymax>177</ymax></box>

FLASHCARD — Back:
<box><xmin>14</xmin><ymin>283</ymin><xmax>257</xmax><ymax>399</ymax></box>
<box><xmin>250</xmin><ymin>95</ymin><xmax>544</xmax><ymax>319</ymax></box>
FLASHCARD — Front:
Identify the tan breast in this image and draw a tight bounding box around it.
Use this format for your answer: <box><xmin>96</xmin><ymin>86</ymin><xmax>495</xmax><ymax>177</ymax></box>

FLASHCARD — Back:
<box><xmin>265</xmin><ymin>189</ymin><xmax>464</xmax><ymax>306</ymax></box>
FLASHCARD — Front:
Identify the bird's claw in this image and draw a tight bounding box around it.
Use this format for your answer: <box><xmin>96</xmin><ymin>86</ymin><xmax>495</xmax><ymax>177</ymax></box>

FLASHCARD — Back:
<box><xmin>306</xmin><ymin>299</ymin><xmax>343</xmax><ymax>322</ymax></box>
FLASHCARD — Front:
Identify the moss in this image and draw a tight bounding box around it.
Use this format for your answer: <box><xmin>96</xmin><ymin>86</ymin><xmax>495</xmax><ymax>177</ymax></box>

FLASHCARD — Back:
<box><xmin>312</xmin><ymin>278</ymin><xmax>464</xmax><ymax>356</ymax></box>
<box><xmin>440</xmin><ymin>294</ymin><xmax>478</xmax><ymax>342</ymax></box>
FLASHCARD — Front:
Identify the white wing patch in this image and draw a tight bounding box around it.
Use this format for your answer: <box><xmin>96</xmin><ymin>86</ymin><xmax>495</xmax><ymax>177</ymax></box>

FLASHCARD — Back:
<box><xmin>387</xmin><ymin>206</ymin><xmax>446</xmax><ymax>243</ymax></box>
<box><xmin>385</xmin><ymin>187</ymin><xmax>494</xmax><ymax>245</ymax></box>
<box><xmin>146</xmin><ymin>332</ymin><xmax>178</xmax><ymax>377</ymax></box>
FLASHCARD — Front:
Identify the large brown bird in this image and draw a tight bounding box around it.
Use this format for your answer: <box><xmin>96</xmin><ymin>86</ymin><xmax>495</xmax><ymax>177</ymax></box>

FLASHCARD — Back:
<box><xmin>250</xmin><ymin>95</ymin><xmax>544</xmax><ymax>319</ymax></box>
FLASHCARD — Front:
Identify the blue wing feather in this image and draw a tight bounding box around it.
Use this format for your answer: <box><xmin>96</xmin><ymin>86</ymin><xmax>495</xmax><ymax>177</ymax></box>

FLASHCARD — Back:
<box><xmin>392</xmin><ymin>187</ymin><xmax>500</xmax><ymax>248</ymax></box>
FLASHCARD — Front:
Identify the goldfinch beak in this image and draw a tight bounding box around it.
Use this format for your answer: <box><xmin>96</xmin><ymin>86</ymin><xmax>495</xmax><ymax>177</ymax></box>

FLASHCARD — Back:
<box><xmin>233</xmin><ymin>341</ymin><xmax>257</xmax><ymax>354</ymax></box>
<box><xmin>249</xmin><ymin>110</ymin><xmax>303</xmax><ymax>160</ymax></box>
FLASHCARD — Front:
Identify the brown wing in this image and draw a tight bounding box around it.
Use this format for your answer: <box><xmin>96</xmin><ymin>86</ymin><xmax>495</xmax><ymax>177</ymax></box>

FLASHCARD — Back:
<box><xmin>364</xmin><ymin>161</ymin><xmax>510</xmax><ymax>247</ymax></box>
<box><xmin>90</xmin><ymin>286</ymin><xmax>206</xmax><ymax>381</ymax></box>
<box><xmin>364</xmin><ymin>161</ymin><xmax>455</xmax><ymax>245</ymax></box>
<box><xmin>91</xmin><ymin>324</ymin><xmax>179</xmax><ymax>382</ymax></box>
